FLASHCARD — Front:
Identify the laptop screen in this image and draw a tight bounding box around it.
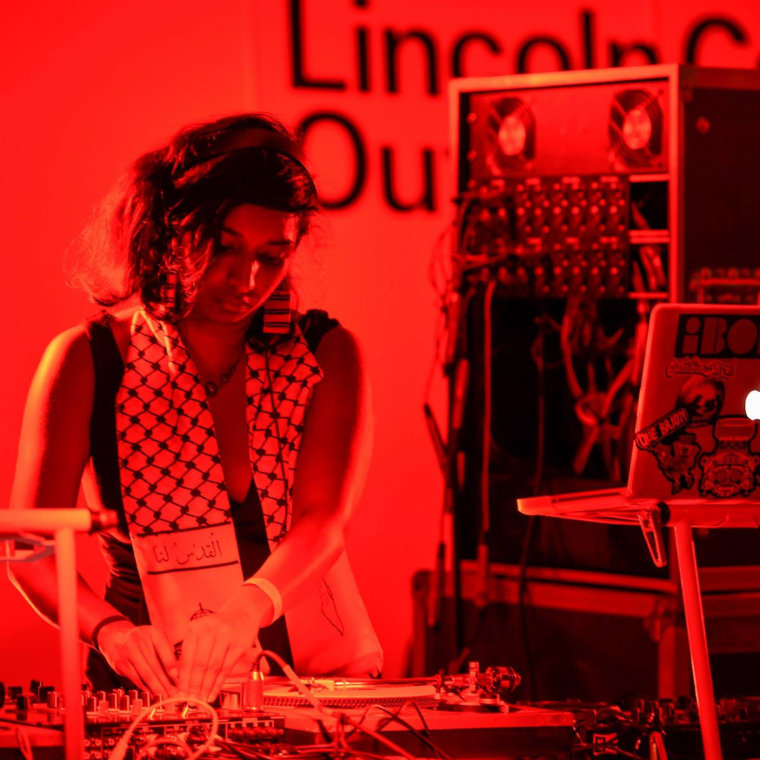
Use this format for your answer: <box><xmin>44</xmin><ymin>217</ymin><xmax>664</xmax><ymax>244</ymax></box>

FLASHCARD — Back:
<box><xmin>630</xmin><ymin>304</ymin><xmax>760</xmax><ymax>500</ymax></box>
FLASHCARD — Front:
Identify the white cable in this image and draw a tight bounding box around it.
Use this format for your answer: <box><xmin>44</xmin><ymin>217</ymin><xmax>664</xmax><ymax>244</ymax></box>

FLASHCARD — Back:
<box><xmin>15</xmin><ymin>727</ymin><xmax>33</xmax><ymax>760</ymax></box>
<box><xmin>254</xmin><ymin>649</ymin><xmax>332</xmax><ymax>718</ymax></box>
<box><xmin>108</xmin><ymin>696</ymin><xmax>219</xmax><ymax>760</ymax></box>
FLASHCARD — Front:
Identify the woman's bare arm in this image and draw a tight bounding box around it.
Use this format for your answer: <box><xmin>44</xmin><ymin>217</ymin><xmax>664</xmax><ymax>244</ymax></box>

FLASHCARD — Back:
<box><xmin>8</xmin><ymin>326</ymin><xmax>177</xmax><ymax>695</ymax></box>
<box><xmin>252</xmin><ymin>325</ymin><xmax>372</xmax><ymax>600</ymax></box>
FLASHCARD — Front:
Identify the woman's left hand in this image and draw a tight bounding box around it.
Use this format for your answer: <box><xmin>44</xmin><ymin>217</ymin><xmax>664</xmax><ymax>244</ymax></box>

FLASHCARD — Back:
<box><xmin>177</xmin><ymin>584</ymin><xmax>273</xmax><ymax>702</ymax></box>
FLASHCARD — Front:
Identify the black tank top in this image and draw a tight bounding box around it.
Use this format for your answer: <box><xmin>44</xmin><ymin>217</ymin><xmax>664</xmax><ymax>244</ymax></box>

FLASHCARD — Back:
<box><xmin>83</xmin><ymin>309</ymin><xmax>339</xmax><ymax>689</ymax></box>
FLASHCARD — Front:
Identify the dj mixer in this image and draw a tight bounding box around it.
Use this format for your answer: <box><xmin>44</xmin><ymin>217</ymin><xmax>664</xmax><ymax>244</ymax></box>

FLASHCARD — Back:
<box><xmin>2</xmin><ymin>665</ymin><xmax>760</xmax><ymax>759</ymax></box>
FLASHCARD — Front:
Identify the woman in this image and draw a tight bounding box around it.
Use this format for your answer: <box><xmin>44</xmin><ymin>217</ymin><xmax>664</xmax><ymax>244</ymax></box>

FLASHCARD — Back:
<box><xmin>9</xmin><ymin>114</ymin><xmax>382</xmax><ymax>702</ymax></box>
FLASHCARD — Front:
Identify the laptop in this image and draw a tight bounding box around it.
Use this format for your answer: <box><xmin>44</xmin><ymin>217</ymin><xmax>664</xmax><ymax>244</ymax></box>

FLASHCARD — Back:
<box><xmin>518</xmin><ymin>303</ymin><xmax>760</xmax><ymax>534</ymax></box>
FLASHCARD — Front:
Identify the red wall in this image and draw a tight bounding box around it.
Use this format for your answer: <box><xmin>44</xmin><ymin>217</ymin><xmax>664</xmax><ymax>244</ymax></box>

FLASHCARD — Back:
<box><xmin>2</xmin><ymin>0</ymin><xmax>760</xmax><ymax>685</ymax></box>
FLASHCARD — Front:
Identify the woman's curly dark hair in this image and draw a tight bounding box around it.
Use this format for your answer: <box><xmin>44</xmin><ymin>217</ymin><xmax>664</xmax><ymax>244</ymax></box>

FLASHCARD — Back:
<box><xmin>68</xmin><ymin>114</ymin><xmax>319</xmax><ymax>321</ymax></box>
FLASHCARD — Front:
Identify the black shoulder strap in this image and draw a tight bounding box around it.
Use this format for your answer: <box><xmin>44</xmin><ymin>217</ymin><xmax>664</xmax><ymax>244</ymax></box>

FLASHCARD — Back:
<box><xmin>84</xmin><ymin>314</ymin><xmax>127</xmax><ymax>532</ymax></box>
<box><xmin>298</xmin><ymin>309</ymin><xmax>340</xmax><ymax>353</ymax></box>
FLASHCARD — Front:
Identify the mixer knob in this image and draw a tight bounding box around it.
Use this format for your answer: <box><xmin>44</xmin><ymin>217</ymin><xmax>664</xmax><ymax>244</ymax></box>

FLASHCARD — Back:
<box><xmin>96</xmin><ymin>690</ymin><xmax>107</xmax><ymax>702</ymax></box>
<box><xmin>108</xmin><ymin>692</ymin><xmax>119</xmax><ymax>711</ymax></box>
<box><xmin>220</xmin><ymin>690</ymin><xmax>241</xmax><ymax>711</ymax></box>
<box><xmin>9</xmin><ymin>686</ymin><xmax>23</xmax><ymax>701</ymax></box>
<box><xmin>46</xmin><ymin>691</ymin><xmax>60</xmax><ymax>710</ymax></box>
<box><xmin>659</xmin><ymin>699</ymin><xmax>675</xmax><ymax>722</ymax></box>
<box><xmin>38</xmin><ymin>685</ymin><xmax>54</xmax><ymax>703</ymax></box>
<box><xmin>141</xmin><ymin>691</ymin><xmax>152</xmax><ymax>708</ymax></box>
<box><xmin>120</xmin><ymin>694</ymin><xmax>131</xmax><ymax>712</ymax></box>
<box><xmin>16</xmin><ymin>696</ymin><xmax>30</xmax><ymax>715</ymax></box>
<box><xmin>86</xmin><ymin>696</ymin><xmax>98</xmax><ymax>713</ymax></box>
<box><xmin>677</xmin><ymin>695</ymin><xmax>696</xmax><ymax>711</ymax></box>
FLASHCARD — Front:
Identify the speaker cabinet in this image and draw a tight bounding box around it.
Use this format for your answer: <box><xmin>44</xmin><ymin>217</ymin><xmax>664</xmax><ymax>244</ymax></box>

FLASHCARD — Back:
<box><xmin>442</xmin><ymin>67</ymin><xmax>760</xmax><ymax>673</ymax></box>
<box><xmin>451</xmin><ymin>64</ymin><xmax>760</xmax><ymax>303</ymax></box>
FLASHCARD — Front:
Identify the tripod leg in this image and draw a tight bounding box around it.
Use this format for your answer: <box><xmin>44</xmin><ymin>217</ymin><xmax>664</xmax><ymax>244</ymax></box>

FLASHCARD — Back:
<box><xmin>673</xmin><ymin>521</ymin><xmax>723</xmax><ymax>760</ymax></box>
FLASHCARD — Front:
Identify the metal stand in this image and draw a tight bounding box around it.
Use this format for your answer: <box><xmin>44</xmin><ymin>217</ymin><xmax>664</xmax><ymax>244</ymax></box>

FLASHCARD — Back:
<box><xmin>1</xmin><ymin>508</ymin><xmax>117</xmax><ymax>760</ymax></box>
<box><xmin>672</xmin><ymin>520</ymin><xmax>722</xmax><ymax>760</ymax></box>
<box><xmin>516</xmin><ymin>494</ymin><xmax>760</xmax><ymax>760</ymax></box>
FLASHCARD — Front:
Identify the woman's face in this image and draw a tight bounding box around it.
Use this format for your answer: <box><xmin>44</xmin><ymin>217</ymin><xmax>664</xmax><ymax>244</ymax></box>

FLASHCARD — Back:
<box><xmin>187</xmin><ymin>204</ymin><xmax>299</xmax><ymax>326</ymax></box>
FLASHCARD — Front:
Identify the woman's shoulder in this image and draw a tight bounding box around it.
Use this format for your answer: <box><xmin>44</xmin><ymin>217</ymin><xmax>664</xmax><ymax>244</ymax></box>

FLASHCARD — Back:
<box><xmin>310</xmin><ymin>323</ymin><xmax>364</xmax><ymax>387</ymax></box>
<box><xmin>30</xmin><ymin>324</ymin><xmax>96</xmax><ymax>409</ymax></box>
<box><xmin>40</xmin><ymin>306</ymin><xmax>136</xmax><ymax>375</ymax></box>
<box><xmin>297</xmin><ymin>309</ymin><xmax>341</xmax><ymax>353</ymax></box>
<box><xmin>82</xmin><ymin>306</ymin><xmax>135</xmax><ymax>362</ymax></box>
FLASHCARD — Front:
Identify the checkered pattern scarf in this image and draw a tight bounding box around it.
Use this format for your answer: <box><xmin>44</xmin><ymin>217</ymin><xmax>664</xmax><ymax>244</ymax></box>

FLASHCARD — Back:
<box><xmin>116</xmin><ymin>308</ymin><xmax>322</xmax><ymax>542</ymax></box>
<box><xmin>114</xmin><ymin>308</ymin><xmax>322</xmax><ymax>648</ymax></box>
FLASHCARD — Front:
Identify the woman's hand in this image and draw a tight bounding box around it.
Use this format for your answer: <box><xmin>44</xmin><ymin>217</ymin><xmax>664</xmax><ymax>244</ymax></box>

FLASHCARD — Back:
<box><xmin>177</xmin><ymin>585</ymin><xmax>271</xmax><ymax>702</ymax></box>
<box><xmin>97</xmin><ymin>620</ymin><xmax>179</xmax><ymax>697</ymax></box>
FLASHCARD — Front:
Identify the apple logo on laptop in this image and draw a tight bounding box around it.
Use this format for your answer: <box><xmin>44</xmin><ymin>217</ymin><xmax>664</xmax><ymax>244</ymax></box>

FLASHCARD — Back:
<box><xmin>745</xmin><ymin>390</ymin><xmax>760</xmax><ymax>421</ymax></box>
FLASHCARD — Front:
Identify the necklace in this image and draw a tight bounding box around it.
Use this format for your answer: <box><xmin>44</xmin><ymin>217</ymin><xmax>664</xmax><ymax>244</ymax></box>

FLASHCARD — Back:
<box><xmin>202</xmin><ymin>350</ymin><xmax>245</xmax><ymax>397</ymax></box>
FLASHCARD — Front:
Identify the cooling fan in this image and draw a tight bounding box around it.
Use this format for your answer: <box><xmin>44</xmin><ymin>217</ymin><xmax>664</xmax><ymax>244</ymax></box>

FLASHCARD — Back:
<box><xmin>609</xmin><ymin>88</ymin><xmax>663</xmax><ymax>168</ymax></box>
<box><xmin>484</xmin><ymin>97</ymin><xmax>535</xmax><ymax>173</ymax></box>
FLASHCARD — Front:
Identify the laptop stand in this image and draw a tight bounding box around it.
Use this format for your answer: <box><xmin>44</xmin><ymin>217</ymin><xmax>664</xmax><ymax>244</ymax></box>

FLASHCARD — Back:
<box><xmin>518</xmin><ymin>494</ymin><xmax>760</xmax><ymax>760</ymax></box>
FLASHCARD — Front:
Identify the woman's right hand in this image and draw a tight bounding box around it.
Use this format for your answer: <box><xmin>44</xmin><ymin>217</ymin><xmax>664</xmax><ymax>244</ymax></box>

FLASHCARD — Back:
<box><xmin>97</xmin><ymin>621</ymin><xmax>179</xmax><ymax>697</ymax></box>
